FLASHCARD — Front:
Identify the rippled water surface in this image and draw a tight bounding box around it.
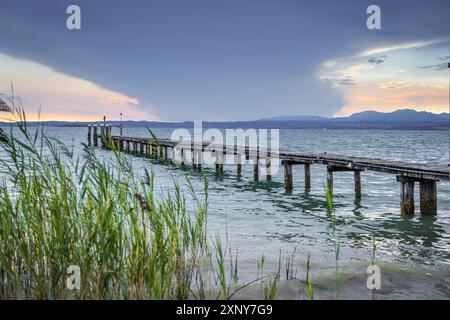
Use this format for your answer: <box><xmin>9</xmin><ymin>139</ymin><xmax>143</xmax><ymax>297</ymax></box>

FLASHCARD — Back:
<box><xmin>3</xmin><ymin>126</ymin><xmax>450</xmax><ymax>299</ymax></box>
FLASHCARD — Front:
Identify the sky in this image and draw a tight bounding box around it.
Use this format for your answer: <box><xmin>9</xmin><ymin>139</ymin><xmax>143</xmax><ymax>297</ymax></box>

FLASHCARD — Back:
<box><xmin>0</xmin><ymin>0</ymin><xmax>449</xmax><ymax>121</ymax></box>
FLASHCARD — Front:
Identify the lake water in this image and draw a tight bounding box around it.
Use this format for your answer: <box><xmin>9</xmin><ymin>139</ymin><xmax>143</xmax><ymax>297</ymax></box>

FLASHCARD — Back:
<box><xmin>3</xmin><ymin>126</ymin><xmax>450</xmax><ymax>299</ymax></box>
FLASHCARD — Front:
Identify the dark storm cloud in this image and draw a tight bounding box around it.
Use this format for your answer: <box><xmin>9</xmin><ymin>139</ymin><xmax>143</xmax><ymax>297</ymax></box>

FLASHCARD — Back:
<box><xmin>0</xmin><ymin>0</ymin><xmax>449</xmax><ymax>120</ymax></box>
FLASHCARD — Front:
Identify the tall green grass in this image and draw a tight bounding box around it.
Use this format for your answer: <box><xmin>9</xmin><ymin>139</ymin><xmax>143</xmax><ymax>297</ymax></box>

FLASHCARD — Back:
<box><xmin>0</xmin><ymin>101</ymin><xmax>285</xmax><ymax>299</ymax></box>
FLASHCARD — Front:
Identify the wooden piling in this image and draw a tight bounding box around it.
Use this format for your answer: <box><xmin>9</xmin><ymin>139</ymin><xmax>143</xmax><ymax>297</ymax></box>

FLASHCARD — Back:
<box><xmin>266</xmin><ymin>158</ymin><xmax>272</xmax><ymax>181</ymax></box>
<box><xmin>420</xmin><ymin>179</ymin><xmax>437</xmax><ymax>215</ymax></box>
<box><xmin>397</xmin><ymin>176</ymin><xmax>415</xmax><ymax>215</ymax></box>
<box><xmin>283</xmin><ymin>161</ymin><xmax>293</xmax><ymax>190</ymax></box>
<box><xmin>93</xmin><ymin>125</ymin><xmax>98</xmax><ymax>147</ymax></box>
<box><xmin>140</xmin><ymin>143</ymin><xmax>144</xmax><ymax>155</ymax></box>
<box><xmin>304</xmin><ymin>163</ymin><xmax>311</xmax><ymax>190</ymax></box>
<box><xmin>253</xmin><ymin>158</ymin><xmax>259</xmax><ymax>181</ymax></box>
<box><xmin>100</xmin><ymin>126</ymin><xmax>105</xmax><ymax>148</ymax></box>
<box><xmin>181</xmin><ymin>147</ymin><xmax>185</xmax><ymax>165</ymax></box>
<box><xmin>215</xmin><ymin>149</ymin><xmax>224</xmax><ymax>173</ymax></box>
<box><xmin>237</xmin><ymin>154</ymin><xmax>242</xmax><ymax>176</ymax></box>
<box><xmin>354</xmin><ymin>170</ymin><xmax>362</xmax><ymax>198</ymax></box>
<box><xmin>192</xmin><ymin>148</ymin><xmax>197</xmax><ymax>168</ymax></box>
<box><xmin>153</xmin><ymin>143</ymin><xmax>158</xmax><ymax>159</ymax></box>
<box><xmin>88</xmin><ymin>125</ymin><xmax>92</xmax><ymax>146</ymax></box>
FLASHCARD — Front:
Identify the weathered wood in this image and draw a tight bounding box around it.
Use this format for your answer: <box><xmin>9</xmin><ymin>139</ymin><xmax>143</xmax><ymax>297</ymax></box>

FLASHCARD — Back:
<box><xmin>283</xmin><ymin>161</ymin><xmax>293</xmax><ymax>190</ymax></box>
<box><xmin>100</xmin><ymin>126</ymin><xmax>105</xmax><ymax>148</ymax></box>
<box><xmin>397</xmin><ymin>176</ymin><xmax>415</xmax><ymax>215</ymax></box>
<box><xmin>304</xmin><ymin>163</ymin><xmax>311</xmax><ymax>190</ymax></box>
<box><xmin>237</xmin><ymin>154</ymin><xmax>242</xmax><ymax>176</ymax></box>
<box><xmin>153</xmin><ymin>143</ymin><xmax>158</xmax><ymax>159</ymax></box>
<box><xmin>100</xmin><ymin>134</ymin><xmax>450</xmax><ymax>216</ymax></box>
<box><xmin>88</xmin><ymin>125</ymin><xmax>92</xmax><ymax>146</ymax></box>
<box><xmin>420</xmin><ymin>179</ymin><xmax>437</xmax><ymax>215</ymax></box>
<box><xmin>215</xmin><ymin>149</ymin><xmax>224</xmax><ymax>173</ymax></box>
<box><xmin>108</xmin><ymin>134</ymin><xmax>449</xmax><ymax>182</ymax></box>
<box><xmin>354</xmin><ymin>170</ymin><xmax>362</xmax><ymax>198</ymax></box>
<box><xmin>93</xmin><ymin>126</ymin><xmax>98</xmax><ymax>147</ymax></box>
<box><xmin>192</xmin><ymin>148</ymin><xmax>197</xmax><ymax>168</ymax></box>
<box><xmin>253</xmin><ymin>158</ymin><xmax>259</xmax><ymax>181</ymax></box>
<box><xmin>266</xmin><ymin>159</ymin><xmax>272</xmax><ymax>181</ymax></box>
<box><xmin>139</xmin><ymin>143</ymin><xmax>144</xmax><ymax>155</ymax></box>
<box><xmin>181</xmin><ymin>147</ymin><xmax>186</xmax><ymax>165</ymax></box>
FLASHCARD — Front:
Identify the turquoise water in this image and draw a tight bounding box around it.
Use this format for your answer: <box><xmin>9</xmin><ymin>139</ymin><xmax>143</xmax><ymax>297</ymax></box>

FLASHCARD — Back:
<box><xmin>3</xmin><ymin>126</ymin><xmax>450</xmax><ymax>299</ymax></box>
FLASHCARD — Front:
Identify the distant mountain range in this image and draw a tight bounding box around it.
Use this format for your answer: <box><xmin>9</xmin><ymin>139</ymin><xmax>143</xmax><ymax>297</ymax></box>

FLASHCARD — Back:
<box><xmin>257</xmin><ymin>109</ymin><xmax>449</xmax><ymax>129</ymax></box>
<box><xmin>261</xmin><ymin>109</ymin><xmax>449</xmax><ymax>123</ymax></box>
<box><xmin>0</xmin><ymin>109</ymin><xmax>448</xmax><ymax>130</ymax></box>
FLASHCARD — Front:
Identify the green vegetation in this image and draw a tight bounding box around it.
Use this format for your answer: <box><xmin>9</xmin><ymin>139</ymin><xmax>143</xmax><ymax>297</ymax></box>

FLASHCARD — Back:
<box><xmin>0</xmin><ymin>103</ymin><xmax>285</xmax><ymax>299</ymax></box>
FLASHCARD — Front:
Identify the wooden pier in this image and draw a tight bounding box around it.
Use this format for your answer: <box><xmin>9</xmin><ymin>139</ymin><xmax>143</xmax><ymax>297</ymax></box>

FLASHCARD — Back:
<box><xmin>88</xmin><ymin>124</ymin><xmax>449</xmax><ymax>216</ymax></box>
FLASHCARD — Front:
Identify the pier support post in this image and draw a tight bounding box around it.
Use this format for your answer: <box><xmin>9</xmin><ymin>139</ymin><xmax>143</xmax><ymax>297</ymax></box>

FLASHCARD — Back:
<box><xmin>215</xmin><ymin>150</ymin><xmax>224</xmax><ymax>173</ymax></box>
<box><xmin>140</xmin><ymin>143</ymin><xmax>144</xmax><ymax>155</ymax></box>
<box><xmin>164</xmin><ymin>147</ymin><xmax>168</xmax><ymax>161</ymax></box>
<box><xmin>93</xmin><ymin>126</ymin><xmax>98</xmax><ymax>147</ymax></box>
<box><xmin>397</xmin><ymin>176</ymin><xmax>415</xmax><ymax>215</ymax></box>
<box><xmin>266</xmin><ymin>158</ymin><xmax>272</xmax><ymax>181</ymax></box>
<box><xmin>304</xmin><ymin>163</ymin><xmax>311</xmax><ymax>190</ymax></box>
<box><xmin>100</xmin><ymin>126</ymin><xmax>105</xmax><ymax>148</ymax></box>
<box><xmin>354</xmin><ymin>170</ymin><xmax>362</xmax><ymax>199</ymax></box>
<box><xmin>326</xmin><ymin>167</ymin><xmax>333</xmax><ymax>196</ymax></box>
<box><xmin>237</xmin><ymin>154</ymin><xmax>242</xmax><ymax>176</ymax></box>
<box><xmin>181</xmin><ymin>147</ymin><xmax>185</xmax><ymax>165</ymax></box>
<box><xmin>420</xmin><ymin>179</ymin><xmax>437</xmax><ymax>215</ymax></box>
<box><xmin>88</xmin><ymin>125</ymin><xmax>92</xmax><ymax>146</ymax></box>
<box><xmin>153</xmin><ymin>144</ymin><xmax>158</xmax><ymax>159</ymax></box>
<box><xmin>283</xmin><ymin>161</ymin><xmax>293</xmax><ymax>190</ymax></box>
<box><xmin>192</xmin><ymin>148</ymin><xmax>197</xmax><ymax>168</ymax></box>
<box><xmin>253</xmin><ymin>158</ymin><xmax>259</xmax><ymax>181</ymax></box>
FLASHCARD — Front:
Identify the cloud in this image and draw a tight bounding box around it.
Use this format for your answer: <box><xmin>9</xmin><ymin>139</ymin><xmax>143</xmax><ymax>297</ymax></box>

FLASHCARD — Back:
<box><xmin>102</xmin><ymin>95</ymin><xmax>140</xmax><ymax>108</ymax></box>
<box><xmin>0</xmin><ymin>53</ymin><xmax>159</xmax><ymax>121</ymax></box>
<box><xmin>322</xmin><ymin>76</ymin><xmax>358</xmax><ymax>87</ymax></box>
<box><xmin>437</xmin><ymin>56</ymin><xmax>450</xmax><ymax>61</ymax></box>
<box><xmin>418</xmin><ymin>62</ymin><xmax>449</xmax><ymax>71</ymax></box>
<box><xmin>368</xmin><ymin>55</ymin><xmax>386</xmax><ymax>65</ymax></box>
<box><xmin>378</xmin><ymin>81</ymin><xmax>411</xmax><ymax>89</ymax></box>
<box><xmin>356</xmin><ymin>38</ymin><xmax>450</xmax><ymax>57</ymax></box>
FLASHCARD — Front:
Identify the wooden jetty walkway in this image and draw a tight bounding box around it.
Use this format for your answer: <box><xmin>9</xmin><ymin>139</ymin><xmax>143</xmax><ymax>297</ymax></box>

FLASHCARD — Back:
<box><xmin>88</xmin><ymin>124</ymin><xmax>449</xmax><ymax>216</ymax></box>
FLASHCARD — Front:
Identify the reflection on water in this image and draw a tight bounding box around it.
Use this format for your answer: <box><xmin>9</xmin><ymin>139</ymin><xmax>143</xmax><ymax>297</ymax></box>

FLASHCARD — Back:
<box><xmin>1</xmin><ymin>126</ymin><xmax>449</xmax><ymax>299</ymax></box>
